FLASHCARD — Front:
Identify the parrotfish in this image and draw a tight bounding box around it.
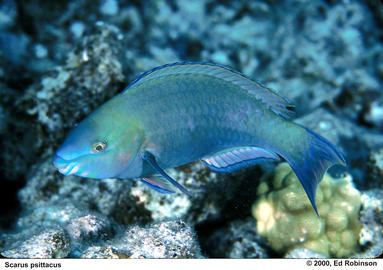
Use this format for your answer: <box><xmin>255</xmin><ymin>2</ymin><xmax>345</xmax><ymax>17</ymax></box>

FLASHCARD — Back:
<box><xmin>53</xmin><ymin>62</ymin><xmax>346</xmax><ymax>214</ymax></box>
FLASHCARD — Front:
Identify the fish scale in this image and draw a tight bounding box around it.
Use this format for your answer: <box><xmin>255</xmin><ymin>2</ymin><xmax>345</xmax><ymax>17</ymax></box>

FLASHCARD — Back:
<box><xmin>129</xmin><ymin>74</ymin><xmax>264</xmax><ymax>168</ymax></box>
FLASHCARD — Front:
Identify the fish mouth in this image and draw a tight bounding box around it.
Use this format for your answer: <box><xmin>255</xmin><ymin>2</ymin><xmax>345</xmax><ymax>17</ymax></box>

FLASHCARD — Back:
<box><xmin>53</xmin><ymin>154</ymin><xmax>79</xmax><ymax>175</ymax></box>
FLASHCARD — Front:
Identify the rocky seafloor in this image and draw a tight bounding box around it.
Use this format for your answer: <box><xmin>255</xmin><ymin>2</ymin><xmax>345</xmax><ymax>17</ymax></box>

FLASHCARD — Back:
<box><xmin>0</xmin><ymin>0</ymin><xmax>383</xmax><ymax>259</ymax></box>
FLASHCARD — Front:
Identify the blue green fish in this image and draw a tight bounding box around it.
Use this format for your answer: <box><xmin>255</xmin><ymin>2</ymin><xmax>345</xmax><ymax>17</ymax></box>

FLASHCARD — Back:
<box><xmin>53</xmin><ymin>62</ymin><xmax>346</xmax><ymax>214</ymax></box>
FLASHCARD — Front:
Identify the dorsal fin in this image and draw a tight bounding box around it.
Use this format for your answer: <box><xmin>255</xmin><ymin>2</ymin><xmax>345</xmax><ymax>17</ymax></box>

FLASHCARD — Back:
<box><xmin>123</xmin><ymin>62</ymin><xmax>295</xmax><ymax>119</ymax></box>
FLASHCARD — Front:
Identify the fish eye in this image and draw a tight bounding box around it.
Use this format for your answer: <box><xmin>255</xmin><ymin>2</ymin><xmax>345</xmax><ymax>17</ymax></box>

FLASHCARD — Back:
<box><xmin>92</xmin><ymin>141</ymin><xmax>107</xmax><ymax>153</ymax></box>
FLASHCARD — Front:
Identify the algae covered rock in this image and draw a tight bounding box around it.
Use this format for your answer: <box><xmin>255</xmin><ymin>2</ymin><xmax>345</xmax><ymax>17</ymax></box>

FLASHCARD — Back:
<box><xmin>81</xmin><ymin>220</ymin><xmax>202</xmax><ymax>259</ymax></box>
<box><xmin>366</xmin><ymin>148</ymin><xmax>383</xmax><ymax>189</ymax></box>
<box><xmin>202</xmin><ymin>218</ymin><xmax>269</xmax><ymax>258</ymax></box>
<box><xmin>1</xmin><ymin>226</ymin><xmax>70</xmax><ymax>258</ymax></box>
<box><xmin>252</xmin><ymin>163</ymin><xmax>362</xmax><ymax>258</ymax></box>
<box><xmin>356</xmin><ymin>189</ymin><xmax>383</xmax><ymax>258</ymax></box>
<box><xmin>5</xmin><ymin>22</ymin><xmax>126</xmax><ymax>183</ymax></box>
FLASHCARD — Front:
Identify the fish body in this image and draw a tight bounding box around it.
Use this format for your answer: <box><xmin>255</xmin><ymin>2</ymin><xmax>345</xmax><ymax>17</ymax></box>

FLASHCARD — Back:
<box><xmin>121</xmin><ymin>73</ymin><xmax>296</xmax><ymax>173</ymax></box>
<box><xmin>53</xmin><ymin>62</ymin><xmax>346</xmax><ymax>214</ymax></box>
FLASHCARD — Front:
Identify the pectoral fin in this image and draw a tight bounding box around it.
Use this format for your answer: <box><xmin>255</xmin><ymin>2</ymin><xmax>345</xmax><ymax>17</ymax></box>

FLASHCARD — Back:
<box><xmin>140</xmin><ymin>176</ymin><xmax>175</xmax><ymax>194</ymax></box>
<box><xmin>141</xmin><ymin>150</ymin><xmax>192</xmax><ymax>196</ymax></box>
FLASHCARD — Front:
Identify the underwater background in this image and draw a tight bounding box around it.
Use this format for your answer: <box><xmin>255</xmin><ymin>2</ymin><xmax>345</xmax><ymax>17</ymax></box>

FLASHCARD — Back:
<box><xmin>0</xmin><ymin>0</ymin><xmax>382</xmax><ymax>258</ymax></box>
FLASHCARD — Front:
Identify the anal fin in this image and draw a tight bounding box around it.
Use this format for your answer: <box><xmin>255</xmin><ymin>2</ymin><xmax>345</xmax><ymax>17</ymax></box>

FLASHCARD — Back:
<box><xmin>202</xmin><ymin>146</ymin><xmax>280</xmax><ymax>173</ymax></box>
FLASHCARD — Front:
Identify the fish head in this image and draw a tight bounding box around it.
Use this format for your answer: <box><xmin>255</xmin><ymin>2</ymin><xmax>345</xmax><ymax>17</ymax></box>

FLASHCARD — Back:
<box><xmin>53</xmin><ymin>109</ymin><xmax>144</xmax><ymax>179</ymax></box>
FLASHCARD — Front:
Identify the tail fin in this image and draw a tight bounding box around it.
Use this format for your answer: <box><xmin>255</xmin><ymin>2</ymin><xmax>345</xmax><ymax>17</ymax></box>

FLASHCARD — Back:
<box><xmin>282</xmin><ymin>127</ymin><xmax>346</xmax><ymax>215</ymax></box>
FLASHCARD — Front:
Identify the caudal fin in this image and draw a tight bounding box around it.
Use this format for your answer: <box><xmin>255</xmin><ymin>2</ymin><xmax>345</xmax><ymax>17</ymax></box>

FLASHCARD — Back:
<box><xmin>282</xmin><ymin>127</ymin><xmax>346</xmax><ymax>215</ymax></box>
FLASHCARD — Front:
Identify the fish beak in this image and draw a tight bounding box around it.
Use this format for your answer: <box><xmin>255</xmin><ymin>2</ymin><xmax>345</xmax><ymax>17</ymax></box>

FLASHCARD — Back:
<box><xmin>53</xmin><ymin>154</ymin><xmax>79</xmax><ymax>175</ymax></box>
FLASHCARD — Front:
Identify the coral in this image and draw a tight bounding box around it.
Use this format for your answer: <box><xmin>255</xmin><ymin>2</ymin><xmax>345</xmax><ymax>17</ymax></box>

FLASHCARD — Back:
<box><xmin>251</xmin><ymin>163</ymin><xmax>362</xmax><ymax>258</ymax></box>
<box><xmin>285</xmin><ymin>248</ymin><xmax>327</xmax><ymax>259</ymax></box>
